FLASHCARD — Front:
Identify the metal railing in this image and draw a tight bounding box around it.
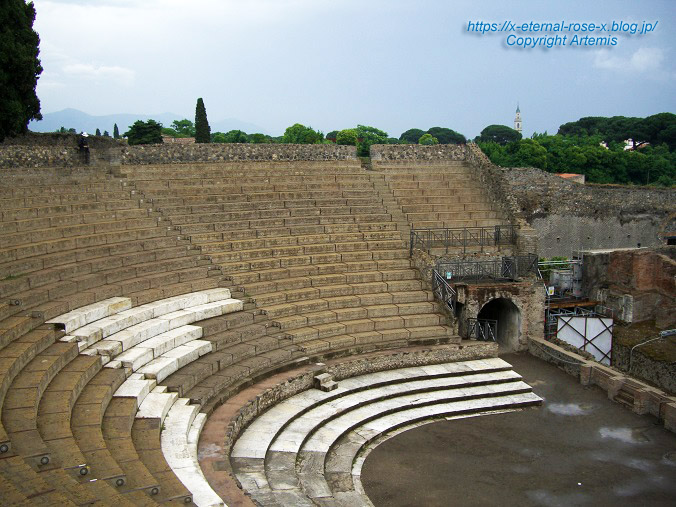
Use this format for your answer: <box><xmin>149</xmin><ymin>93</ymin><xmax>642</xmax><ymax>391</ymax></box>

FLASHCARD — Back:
<box><xmin>436</xmin><ymin>254</ymin><xmax>538</xmax><ymax>283</ymax></box>
<box><xmin>467</xmin><ymin>318</ymin><xmax>498</xmax><ymax>342</ymax></box>
<box><xmin>432</xmin><ymin>270</ymin><xmax>457</xmax><ymax>313</ymax></box>
<box><xmin>410</xmin><ymin>225</ymin><xmax>517</xmax><ymax>255</ymax></box>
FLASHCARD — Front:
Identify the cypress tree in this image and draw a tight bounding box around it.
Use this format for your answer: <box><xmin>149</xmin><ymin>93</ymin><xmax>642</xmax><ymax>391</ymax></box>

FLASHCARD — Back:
<box><xmin>113</xmin><ymin>123</ymin><xmax>120</xmax><ymax>139</ymax></box>
<box><xmin>95</xmin><ymin>128</ymin><xmax>101</xmax><ymax>136</ymax></box>
<box><xmin>194</xmin><ymin>98</ymin><xmax>211</xmax><ymax>143</ymax></box>
<box><xmin>0</xmin><ymin>0</ymin><xmax>43</xmax><ymax>141</ymax></box>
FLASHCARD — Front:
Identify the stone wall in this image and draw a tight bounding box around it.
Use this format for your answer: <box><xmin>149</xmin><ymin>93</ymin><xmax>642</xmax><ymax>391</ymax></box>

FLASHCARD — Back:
<box><xmin>120</xmin><ymin>143</ymin><xmax>357</xmax><ymax>165</ymax></box>
<box><xmin>528</xmin><ymin>336</ymin><xmax>676</xmax><ymax>433</ymax></box>
<box><xmin>457</xmin><ymin>281</ymin><xmax>545</xmax><ymax>351</ymax></box>
<box><xmin>0</xmin><ymin>132</ymin><xmax>125</xmax><ymax>168</ymax></box>
<box><xmin>464</xmin><ymin>143</ymin><xmax>540</xmax><ymax>254</ymax></box>
<box><xmin>370</xmin><ymin>144</ymin><xmax>465</xmax><ymax>162</ymax></box>
<box><xmin>0</xmin><ymin>140</ymin><xmax>358</xmax><ymax>168</ymax></box>
<box><xmin>612</xmin><ymin>339</ymin><xmax>676</xmax><ymax>394</ymax></box>
<box><xmin>582</xmin><ymin>246</ymin><xmax>676</xmax><ymax>326</ymax></box>
<box><xmin>503</xmin><ymin>166</ymin><xmax>675</xmax><ymax>257</ymax></box>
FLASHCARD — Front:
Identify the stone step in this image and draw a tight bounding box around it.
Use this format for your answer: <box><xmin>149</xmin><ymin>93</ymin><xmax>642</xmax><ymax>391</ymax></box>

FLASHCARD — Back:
<box><xmin>2</xmin><ymin>341</ymin><xmax>79</xmax><ymax>469</ymax></box>
<box><xmin>160</xmin><ymin>401</ymin><xmax>225</xmax><ymax>506</ymax></box>
<box><xmin>231</xmin><ymin>358</ymin><xmax>523</xmax><ymax>459</ymax></box>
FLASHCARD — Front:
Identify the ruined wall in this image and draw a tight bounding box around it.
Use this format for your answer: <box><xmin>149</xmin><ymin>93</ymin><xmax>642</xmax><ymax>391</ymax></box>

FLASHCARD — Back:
<box><xmin>0</xmin><ymin>132</ymin><xmax>125</xmax><ymax>168</ymax></box>
<box><xmin>120</xmin><ymin>143</ymin><xmax>357</xmax><ymax>164</ymax></box>
<box><xmin>582</xmin><ymin>246</ymin><xmax>676</xmax><ymax>326</ymax></box>
<box><xmin>0</xmin><ymin>139</ymin><xmax>358</xmax><ymax>168</ymax></box>
<box><xmin>504</xmin><ymin>166</ymin><xmax>675</xmax><ymax>257</ymax></box>
<box><xmin>370</xmin><ymin>144</ymin><xmax>465</xmax><ymax>162</ymax></box>
<box><xmin>456</xmin><ymin>281</ymin><xmax>545</xmax><ymax>351</ymax></box>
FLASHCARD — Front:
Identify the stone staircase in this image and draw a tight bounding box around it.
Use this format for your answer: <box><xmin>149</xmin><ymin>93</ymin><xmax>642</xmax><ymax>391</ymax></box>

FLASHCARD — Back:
<box><xmin>372</xmin><ymin>160</ymin><xmax>513</xmax><ymax>257</ymax></box>
<box><xmin>230</xmin><ymin>357</ymin><xmax>542</xmax><ymax>506</ymax></box>
<box><xmin>0</xmin><ymin>157</ymin><xmax>511</xmax><ymax>505</ymax></box>
<box><xmin>118</xmin><ymin>161</ymin><xmax>460</xmax><ymax>363</ymax></box>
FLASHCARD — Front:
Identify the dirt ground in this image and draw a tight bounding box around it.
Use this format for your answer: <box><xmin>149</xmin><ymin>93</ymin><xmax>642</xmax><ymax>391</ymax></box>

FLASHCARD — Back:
<box><xmin>361</xmin><ymin>352</ymin><xmax>676</xmax><ymax>507</ymax></box>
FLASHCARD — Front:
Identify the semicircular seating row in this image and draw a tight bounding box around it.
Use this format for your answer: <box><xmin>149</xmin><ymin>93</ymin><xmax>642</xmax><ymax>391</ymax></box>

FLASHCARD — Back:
<box><xmin>0</xmin><ymin>167</ymin><xmax>234</xmax><ymax>505</ymax></box>
<box><xmin>40</xmin><ymin>288</ymin><xmax>243</xmax><ymax>506</ymax></box>
<box><xmin>230</xmin><ymin>358</ymin><xmax>542</xmax><ymax>506</ymax></box>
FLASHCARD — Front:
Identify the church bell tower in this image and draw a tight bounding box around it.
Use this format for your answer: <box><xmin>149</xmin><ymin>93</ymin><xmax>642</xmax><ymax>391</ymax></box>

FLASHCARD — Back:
<box><xmin>514</xmin><ymin>104</ymin><xmax>522</xmax><ymax>134</ymax></box>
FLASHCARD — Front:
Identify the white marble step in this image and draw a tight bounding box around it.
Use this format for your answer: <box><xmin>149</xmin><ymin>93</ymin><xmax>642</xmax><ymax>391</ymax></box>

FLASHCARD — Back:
<box><xmin>161</xmin><ymin>400</ymin><xmax>225</xmax><ymax>506</ymax></box>
<box><xmin>299</xmin><ymin>381</ymin><xmax>535</xmax><ymax>454</ymax></box>
<box><xmin>276</xmin><ymin>372</ymin><xmax>524</xmax><ymax>455</ymax></box>
<box><xmin>138</xmin><ymin>340</ymin><xmax>212</xmax><ymax>382</ymax></box>
<box><xmin>136</xmin><ymin>391</ymin><xmax>179</xmax><ymax>421</ymax></box>
<box><xmin>187</xmin><ymin>414</ymin><xmax>225</xmax><ymax>507</ymax></box>
<box><xmin>47</xmin><ymin>296</ymin><xmax>132</xmax><ymax>333</ymax></box>
<box><xmin>232</xmin><ymin>358</ymin><xmax>514</xmax><ymax>459</ymax></box>
<box><xmin>113</xmin><ymin>325</ymin><xmax>203</xmax><ymax>370</ymax></box>
<box><xmin>83</xmin><ymin>299</ymin><xmax>241</xmax><ymax>355</ymax></box>
<box><xmin>59</xmin><ymin>289</ymin><xmax>234</xmax><ymax>346</ymax></box>
<box><xmin>113</xmin><ymin>378</ymin><xmax>157</xmax><ymax>408</ymax></box>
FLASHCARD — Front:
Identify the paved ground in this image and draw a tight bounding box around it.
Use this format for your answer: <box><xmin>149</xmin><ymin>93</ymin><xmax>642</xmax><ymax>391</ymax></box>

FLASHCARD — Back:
<box><xmin>361</xmin><ymin>352</ymin><xmax>676</xmax><ymax>507</ymax></box>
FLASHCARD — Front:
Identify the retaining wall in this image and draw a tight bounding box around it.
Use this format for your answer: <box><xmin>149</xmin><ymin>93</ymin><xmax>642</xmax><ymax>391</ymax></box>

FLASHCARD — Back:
<box><xmin>528</xmin><ymin>337</ymin><xmax>676</xmax><ymax>432</ymax></box>
<box><xmin>0</xmin><ymin>137</ymin><xmax>358</xmax><ymax>168</ymax></box>
<box><xmin>504</xmin><ymin>167</ymin><xmax>675</xmax><ymax>257</ymax></box>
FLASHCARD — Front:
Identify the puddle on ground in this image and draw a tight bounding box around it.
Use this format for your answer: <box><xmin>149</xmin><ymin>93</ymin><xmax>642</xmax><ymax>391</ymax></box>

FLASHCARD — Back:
<box><xmin>526</xmin><ymin>489</ymin><xmax>590</xmax><ymax>506</ymax></box>
<box><xmin>661</xmin><ymin>451</ymin><xmax>676</xmax><ymax>466</ymax></box>
<box><xmin>614</xmin><ymin>474</ymin><xmax>669</xmax><ymax>497</ymax></box>
<box><xmin>547</xmin><ymin>403</ymin><xmax>592</xmax><ymax>416</ymax></box>
<box><xmin>598</xmin><ymin>427</ymin><xmax>650</xmax><ymax>443</ymax></box>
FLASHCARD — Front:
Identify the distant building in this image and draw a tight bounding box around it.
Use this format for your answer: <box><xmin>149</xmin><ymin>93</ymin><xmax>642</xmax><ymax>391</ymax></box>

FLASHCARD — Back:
<box><xmin>623</xmin><ymin>139</ymin><xmax>650</xmax><ymax>151</ymax></box>
<box><xmin>514</xmin><ymin>104</ymin><xmax>522</xmax><ymax>134</ymax></box>
<box><xmin>556</xmin><ymin>173</ymin><xmax>585</xmax><ymax>184</ymax></box>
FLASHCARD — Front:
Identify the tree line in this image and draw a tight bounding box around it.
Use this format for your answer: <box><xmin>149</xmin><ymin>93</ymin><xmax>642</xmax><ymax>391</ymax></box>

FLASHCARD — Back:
<box><xmin>476</xmin><ymin>114</ymin><xmax>675</xmax><ymax>187</ymax></box>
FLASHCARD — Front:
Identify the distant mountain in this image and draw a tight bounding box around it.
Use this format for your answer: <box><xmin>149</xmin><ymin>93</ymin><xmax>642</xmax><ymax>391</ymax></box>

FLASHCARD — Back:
<box><xmin>29</xmin><ymin>108</ymin><xmax>269</xmax><ymax>136</ymax></box>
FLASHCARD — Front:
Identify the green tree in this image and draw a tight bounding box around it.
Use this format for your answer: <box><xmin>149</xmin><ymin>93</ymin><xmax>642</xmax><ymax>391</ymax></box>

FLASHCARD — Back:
<box><xmin>113</xmin><ymin>123</ymin><xmax>120</xmax><ymax>139</ymax></box>
<box><xmin>479</xmin><ymin>125</ymin><xmax>522</xmax><ymax>145</ymax></box>
<box><xmin>336</xmin><ymin>129</ymin><xmax>358</xmax><ymax>146</ymax></box>
<box><xmin>355</xmin><ymin>125</ymin><xmax>388</xmax><ymax>156</ymax></box>
<box><xmin>326</xmin><ymin>130</ymin><xmax>339</xmax><ymax>142</ymax></box>
<box><xmin>282</xmin><ymin>123</ymin><xmax>323</xmax><ymax>144</ymax></box>
<box><xmin>95</xmin><ymin>128</ymin><xmax>101</xmax><ymax>136</ymax></box>
<box><xmin>102</xmin><ymin>130</ymin><xmax>109</xmax><ymax>137</ymax></box>
<box><xmin>399</xmin><ymin>128</ymin><xmax>426</xmax><ymax>143</ymax></box>
<box><xmin>248</xmin><ymin>133</ymin><xmax>269</xmax><ymax>144</ymax></box>
<box><xmin>223</xmin><ymin>130</ymin><xmax>248</xmax><ymax>143</ymax></box>
<box><xmin>505</xmin><ymin>139</ymin><xmax>547</xmax><ymax>169</ymax></box>
<box><xmin>124</xmin><ymin>119</ymin><xmax>162</xmax><ymax>145</ymax></box>
<box><xmin>427</xmin><ymin>127</ymin><xmax>466</xmax><ymax>144</ymax></box>
<box><xmin>194</xmin><ymin>97</ymin><xmax>210</xmax><ymax>143</ymax></box>
<box><xmin>171</xmin><ymin>119</ymin><xmax>195</xmax><ymax>137</ymax></box>
<box><xmin>418</xmin><ymin>133</ymin><xmax>438</xmax><ymax>145</ymax></box>
<box><xmin>0</xmin><ymin>0</ymin><xmax>43</xmax><ymax>141</ymax></box>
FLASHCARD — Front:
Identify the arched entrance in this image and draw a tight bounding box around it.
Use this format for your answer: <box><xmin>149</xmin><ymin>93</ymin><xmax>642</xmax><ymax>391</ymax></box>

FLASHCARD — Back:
<box><xmin>477</xmin><ymin>298</ymin><xmax>521</xmax><ymax>351</ymax></box>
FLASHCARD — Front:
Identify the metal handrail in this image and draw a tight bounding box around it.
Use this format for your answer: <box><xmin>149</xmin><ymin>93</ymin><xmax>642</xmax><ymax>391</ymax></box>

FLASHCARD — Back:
<box><xmin>410</xmin><ymin>224</ymin><xmax>518</xmax><ymax>255</ymax></box>
<box><xmin>432</xmin><ymin>270</ymin><xmax>457</xmax><ymax>313</ymax></box>
<box><xmin>467</xmin><ymin>318</ymin><xmax>498</xmax><ymax>341</ymax></box>
<box><xmin>436</xmin><ymin>254</ymin><xmax>538</xmax><ymax>283</ymax></box>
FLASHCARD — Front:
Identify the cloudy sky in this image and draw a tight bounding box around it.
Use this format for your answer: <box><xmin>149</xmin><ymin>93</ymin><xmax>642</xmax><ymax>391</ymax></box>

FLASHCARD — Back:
<box><xmin>31</xmin><ymin>0</ymin><xmax>675</xmax><ymax>138</ymax></box>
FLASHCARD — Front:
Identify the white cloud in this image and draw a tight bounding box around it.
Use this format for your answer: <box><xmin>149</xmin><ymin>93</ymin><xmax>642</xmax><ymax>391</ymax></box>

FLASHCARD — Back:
<box><xmin>62</xmin><ymin>63</ymin><xmax>135</xmax><ymax>87</ymax></box>
<box><xmin>593</xmin><ymin>47</ymin><xmax>665</xmax><ymax>73</ymax></box>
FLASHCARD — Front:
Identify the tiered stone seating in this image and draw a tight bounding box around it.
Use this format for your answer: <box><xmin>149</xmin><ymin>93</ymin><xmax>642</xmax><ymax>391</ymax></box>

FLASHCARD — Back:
<box><xmin>0</xmin><ymin>165</ymin><xmax>236</xmax><ymax>503</ymax></box>
<box><xmin>373</xmin><ymin>161</ymin><xmax>510</xmax><ymax>230</ymax></box>
<box><xmin>0</xmin><ymin>168</ymin><xmax>222</xmax><ymax>326</ymax></box>
<box><xmin>230</xmin><ymin>357</ymin><xmax>541</xmax><ymax>505</ymax></box>
<box><xmin>119</xmin><ymin>162</ymin><xmax>457</xmax><ymax>365</ymax></box>
<box><xmin>0</xmin><ymin>157</ymin><xmax>511</xmax><ymax>505</ymax></box>
<box><xmin>0</xmin><ymin>290</ymin><xmax>240</xmax><ymax>505</ymax></box>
